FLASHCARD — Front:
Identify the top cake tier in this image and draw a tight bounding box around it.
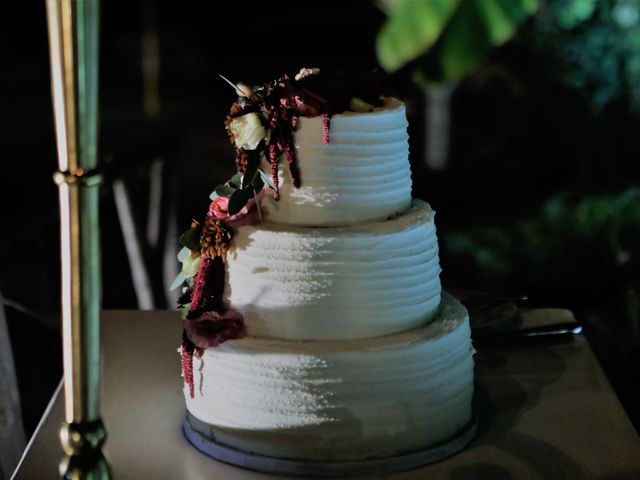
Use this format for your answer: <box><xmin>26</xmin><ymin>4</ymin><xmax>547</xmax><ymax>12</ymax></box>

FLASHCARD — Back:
<box><xmin>261</xmin><ymin>98</ymin><xmax>413</xmax><ymax>226</ymax></box>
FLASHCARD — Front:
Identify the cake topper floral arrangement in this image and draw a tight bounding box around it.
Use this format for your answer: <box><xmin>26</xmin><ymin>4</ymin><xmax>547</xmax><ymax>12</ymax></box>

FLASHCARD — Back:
<box><xmin>173</xmin><ymin>68</ymin><xmax>391</xmax><ymax>397</ymax></box>
<box><xmin>219</xmin><ymin>67</ymin><xmax>390</xmax><ymax>208</ymax></box>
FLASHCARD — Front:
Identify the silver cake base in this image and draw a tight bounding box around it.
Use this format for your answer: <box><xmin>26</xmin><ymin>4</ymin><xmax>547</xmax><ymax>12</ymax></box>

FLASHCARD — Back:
<box><xmin>182</xmin><ymin>412</ymin><xmax>477</xmax><ymax>477</ymax></box>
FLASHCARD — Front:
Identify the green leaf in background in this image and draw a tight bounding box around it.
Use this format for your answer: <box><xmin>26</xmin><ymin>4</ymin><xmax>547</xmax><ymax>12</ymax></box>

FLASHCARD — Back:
<box><xmin>530</xmin><ymin>0</ymin><xmax>640</xmax><ymax>112</ymax></box>
<box><xmin>550</xmin><ymin>0</ymin><xmax>597</xmax><ymax>30</ymax></box>
<box><xmin>444</xmin><ymin>188</ymin><xmax>640</xmax><ymax>293</ymax></box>
<box><xmin>434</xmin><ymin>0</ymin><xmax>489</xmax><ymax>83</ymax></box>
<box><xmin>376</xmin><ymin>0</ymin><xmax>461</xmax><ymax>73</ymax></box>
<box><xmin>477</xmin><ymin>0</ymin><xmax>539</xmax><ymax>44</ymax></box>
<box><xmin>439</xmin><ymin>0</ymin><xmax>539</xmax><ymax>82</ymax></box>
<box><xmin>377</xmin><ymin>0</ymin><xmax>539</xmax><ymax>83</ymax></box>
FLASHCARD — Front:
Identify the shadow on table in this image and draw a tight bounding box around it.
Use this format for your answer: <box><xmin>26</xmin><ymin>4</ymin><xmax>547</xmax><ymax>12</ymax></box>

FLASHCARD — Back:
<box><xmin>468</xmin><ymin>343</ymin><xmax>587</xmax><ymax>479</ymax></box>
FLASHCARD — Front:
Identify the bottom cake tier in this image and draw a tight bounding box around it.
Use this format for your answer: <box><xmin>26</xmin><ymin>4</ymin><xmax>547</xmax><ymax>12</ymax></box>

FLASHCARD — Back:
<box><xmin>182</xmin><ymin>292</ymin><xmax>474</xmax><ymax>461</ymax></box>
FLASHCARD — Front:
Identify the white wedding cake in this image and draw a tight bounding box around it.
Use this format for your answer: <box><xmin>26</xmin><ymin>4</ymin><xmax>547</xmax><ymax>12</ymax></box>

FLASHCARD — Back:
<box><xmin>175</xmin><ymin>71</ymin><xmax>474</xmax><ymax>468</ymax></box>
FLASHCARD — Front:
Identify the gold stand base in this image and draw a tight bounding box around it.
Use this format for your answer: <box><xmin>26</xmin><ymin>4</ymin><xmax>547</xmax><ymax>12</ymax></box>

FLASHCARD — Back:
<box><xmin>59</xmin><ymin>451</ymin><xmax>111</xmax><ymax>480</ymax></box>
<box><xmin>60</xmin><ymin>418</ymin><xmax>107</xmax><ymax>456</ymax></box>
<box><xmin>59</xmin><ymin>419</ymin><xmax>111</xmax><ymax>479</ymax></box>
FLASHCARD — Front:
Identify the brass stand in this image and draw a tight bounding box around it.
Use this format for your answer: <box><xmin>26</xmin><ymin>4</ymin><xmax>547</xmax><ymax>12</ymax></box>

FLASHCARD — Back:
<box><xmin>45</xmin><ymin>1</ymin><xmax>110</xmax><ymax>478</ymax></box>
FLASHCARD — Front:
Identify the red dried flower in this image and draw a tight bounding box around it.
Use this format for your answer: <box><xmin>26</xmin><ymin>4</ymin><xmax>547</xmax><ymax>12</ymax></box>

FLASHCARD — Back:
<box><xmin>181</xmin><ymin>342</ymin><xmax>195</xmax><ymax>399</ymax></box>
<box><xmin>323</xmin><ymin>113</ymin><xmax>331</xmax><ymax>145</ymax></box>
<box><xmin>269</xmin><ymin>143</ymin><xmax>280</xmax><ymax>200</ymax></box>
<box><xmin>189</xmin><ymin>255</ymin><xmax>213</xmax><ymax>313</ymax></box>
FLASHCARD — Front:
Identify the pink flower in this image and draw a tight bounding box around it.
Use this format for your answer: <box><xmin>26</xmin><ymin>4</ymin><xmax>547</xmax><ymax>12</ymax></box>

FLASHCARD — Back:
<box><xmin>183</xmin><ymin>309</ymin><xmax>246</xmax><ymax>348</ymax></box>
<box><xmin>209</xmin><ymin>193</ymin><xmax>261</xmax><ymax>228</ymax></box>
<box><xmin>210</xmin><ymin>196</ymin><xmax>231</xmax><ymax>220</ymax></box>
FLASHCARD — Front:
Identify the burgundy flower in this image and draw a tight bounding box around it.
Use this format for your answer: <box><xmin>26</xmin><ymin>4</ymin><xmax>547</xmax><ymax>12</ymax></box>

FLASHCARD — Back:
<box><xmin>183</xmin><ymin>309</ymin><xmax>246</xmax><ymax>349</ymax></box>
<box><xmin>279</xmin><ymin>85</ymin><xmax>326</xmax><ymax>117</ymax></box>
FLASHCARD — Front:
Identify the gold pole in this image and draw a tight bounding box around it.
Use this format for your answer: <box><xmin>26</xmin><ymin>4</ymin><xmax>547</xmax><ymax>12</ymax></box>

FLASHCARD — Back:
<box><xmin>46</xmin><ymin>0</ymin><xmax>110</xmax><ymax>477</ymax></box>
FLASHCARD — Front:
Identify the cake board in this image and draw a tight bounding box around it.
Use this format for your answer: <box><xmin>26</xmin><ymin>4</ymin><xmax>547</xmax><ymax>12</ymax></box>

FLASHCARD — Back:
<box><xmin>182</xmin><ymin>411</ymin><xmax>478</xmax><ymax>477</ymax></box>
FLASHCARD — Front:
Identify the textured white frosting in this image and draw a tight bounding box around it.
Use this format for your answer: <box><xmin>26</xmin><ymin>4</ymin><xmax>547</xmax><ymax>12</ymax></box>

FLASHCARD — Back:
<box><xmin>261</xmin><ymin>98</ymin><xmax>412</xmax><ymax>226</ymax></box>
<box><xmin>184</xmin><ymin>293</ymin><xmax>474</xmax><ymax>461</ymax></box>
<box><xmin>225</xmin><ymin>199</ymin><xmax>441</xmax><ymax>340</ymax></box>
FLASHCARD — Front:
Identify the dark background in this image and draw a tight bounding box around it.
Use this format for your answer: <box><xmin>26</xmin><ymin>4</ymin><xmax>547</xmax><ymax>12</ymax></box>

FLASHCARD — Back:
<box><xmin>1</xmin><ymin>0</ymin><xmax>638</xmax><ymax>440</ymax></box>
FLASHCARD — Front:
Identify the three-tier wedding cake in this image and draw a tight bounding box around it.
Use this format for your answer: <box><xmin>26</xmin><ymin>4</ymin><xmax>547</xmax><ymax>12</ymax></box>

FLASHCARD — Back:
<box><xmin>174</xmin><ymin>69</ymin><xmax>475</xmax><ymax>472</ymax></box>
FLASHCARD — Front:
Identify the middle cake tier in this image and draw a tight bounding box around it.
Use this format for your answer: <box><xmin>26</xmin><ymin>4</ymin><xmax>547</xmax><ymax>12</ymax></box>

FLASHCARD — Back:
<box><xmin>225</xmin><ymin>199</ymin><xmax>441</xmax><ymax>340</ymax></box>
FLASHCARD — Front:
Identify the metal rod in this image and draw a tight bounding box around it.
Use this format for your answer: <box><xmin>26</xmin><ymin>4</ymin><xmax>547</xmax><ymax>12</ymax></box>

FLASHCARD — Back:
<box><xmin>45</xmin><ymin>0</ymin><xmax>110</xmax><ymax>477</ymax></box>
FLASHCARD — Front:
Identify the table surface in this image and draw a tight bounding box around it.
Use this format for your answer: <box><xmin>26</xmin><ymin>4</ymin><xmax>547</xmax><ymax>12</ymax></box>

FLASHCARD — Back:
<box><xmin>12</xmin><ymin>309</ymin><xmax>640</xmax><ymax>480</ymax></box>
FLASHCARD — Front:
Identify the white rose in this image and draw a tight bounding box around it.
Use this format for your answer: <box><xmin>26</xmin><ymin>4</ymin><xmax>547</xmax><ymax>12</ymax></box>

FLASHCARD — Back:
<box><xmin>294</xmin><ymin>67</ymin><xmax>320</xmax><ymax>81</ymax></box>
<box><xmin>181</xmin><ymin>253</ymin><xmax>201</xmax><ymax>278</ymax></box>
<box><xmin>229</xmin><ymin>113</ymin><xmax>266</xmax><ymax>150</ymax></box>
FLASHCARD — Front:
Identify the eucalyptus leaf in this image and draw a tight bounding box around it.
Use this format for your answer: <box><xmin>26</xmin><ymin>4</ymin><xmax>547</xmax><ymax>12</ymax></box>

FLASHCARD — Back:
<box><xmin>258</xmin><ymin>168</ymin><xmax>276</xmax><ymax>190</ymax></box>
<box><xmin>177</xmin><ymin>246</ymin><xmax>190</xmax><ymax>262</ymax></box>
<box><xmin>179</xmin><ymin>226</ymin><xmax>202</xmax><ymax>251</ymax></box>
<box><xmin>170</xmin><ymin>271</ymin><xmax>186</xmax><ymax>291</ymax></box>
<box><xmin>228</xmin><ymin>188</ymin><xmax>253</xmax><ymax>215</ymax></box>
<box><xmin>228</xmin><ymin>173</ymin><xmax>242</xmax><ymax>189</ymax></box>
<box><xmin>215</xmin><ymin>183</ymin><xmax>236</xmax><ymax>198</ymax></box>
